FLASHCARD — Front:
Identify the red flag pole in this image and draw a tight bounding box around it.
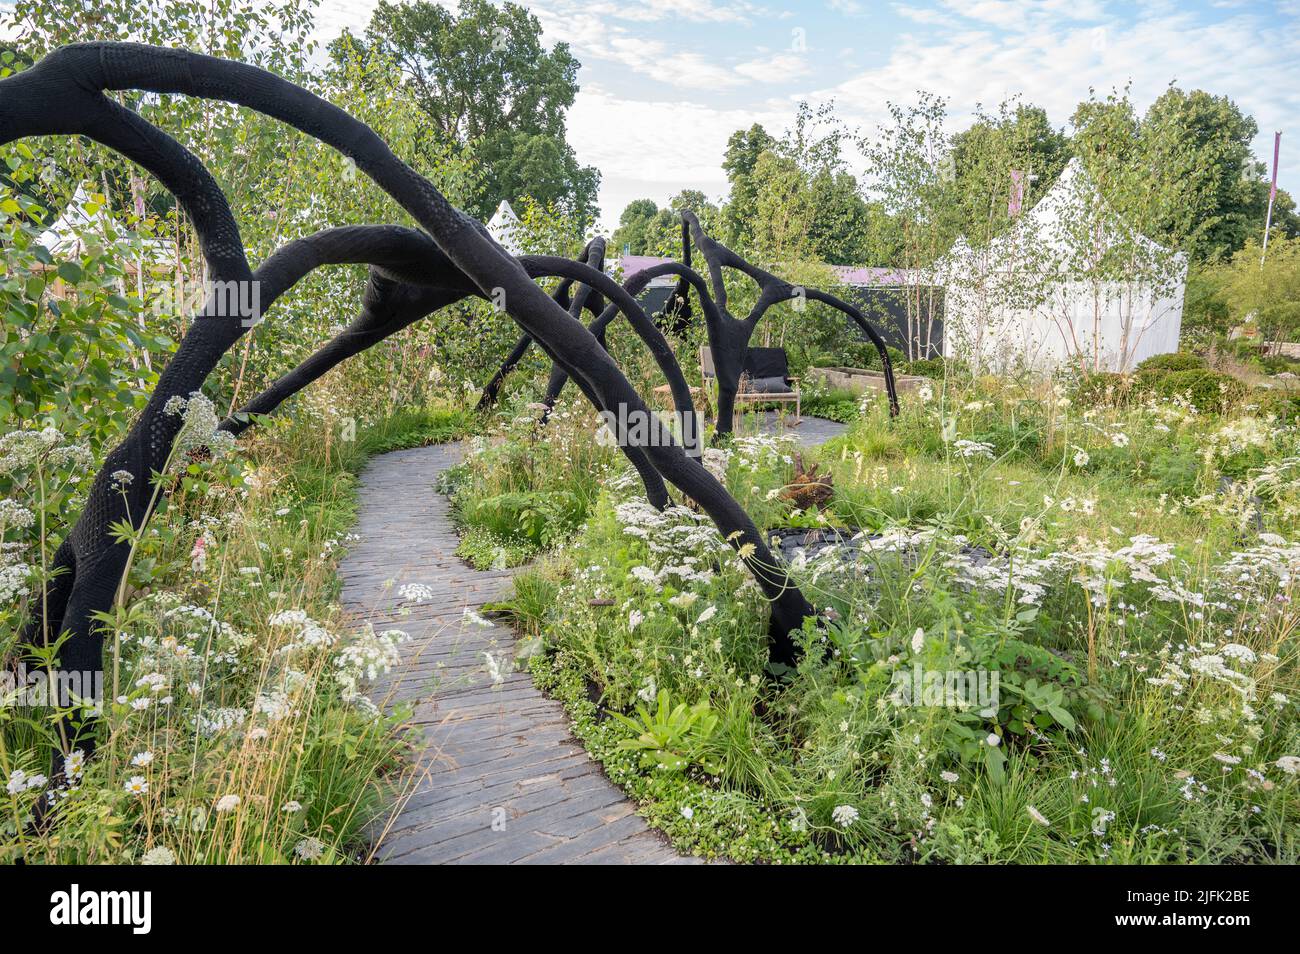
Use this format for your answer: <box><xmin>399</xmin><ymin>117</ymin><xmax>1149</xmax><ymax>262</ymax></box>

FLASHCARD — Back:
<box><xmin>1262</xmin><ymin>131</ymin><xmax>1282</xmax><ymax>267</ymax></box>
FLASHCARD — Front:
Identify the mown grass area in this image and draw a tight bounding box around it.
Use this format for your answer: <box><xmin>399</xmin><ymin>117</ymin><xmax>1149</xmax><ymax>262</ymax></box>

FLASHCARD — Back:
<box><xmin>1</xmin><ymin>402</ymin><xmax>472</xmax><ymax>864</ymax></box>
<box><xmin>461</xmin><ymin>373</ymin><xmax>1300</xmax><ymax>863</ymax></box>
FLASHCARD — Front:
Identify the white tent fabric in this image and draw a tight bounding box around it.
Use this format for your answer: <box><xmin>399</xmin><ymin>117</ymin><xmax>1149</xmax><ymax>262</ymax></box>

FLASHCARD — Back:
<box><xmin>37</xmin><ymin>184</ymin><xmax>171</xmax><ymax>265</ymax></box>
<box><xmin>486</xmin><ymin>199</ymin><xmax>524</xmax><ymax>255</ymax></box>
<box><xmin>941</xmin><ymin>159</ymin><xmax>1186</xmax><ymax>373</ymax></box>
<box><xmin>38</xmin><ymin>185</ymin><xmax>108</xmax><ymax>257</ymax></box>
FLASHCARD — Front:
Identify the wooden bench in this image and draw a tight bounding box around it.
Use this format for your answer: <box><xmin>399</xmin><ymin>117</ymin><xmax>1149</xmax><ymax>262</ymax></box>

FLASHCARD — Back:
<box><xmin>652</xmin><ymin>347</ymin><xmax>802</xmax><ymax>422</ymax></box>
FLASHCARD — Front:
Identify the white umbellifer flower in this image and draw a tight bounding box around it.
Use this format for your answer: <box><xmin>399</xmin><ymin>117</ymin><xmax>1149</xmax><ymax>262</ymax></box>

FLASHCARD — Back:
<box><xmin>282</xmin><ymin>800</ymin><xmax>303</xmax><ymax>813</ymax></box>
<box><xmin>483</xmin><ymin>651</ymin><xmax>508</xmax><ymax>686</ymax></box>
<box><xmin>1073</xmin><ymin>449</ymin><xmax>1090</xmax><ymax>468</ymax></box>
<box><xmin>461</xmin><ymin>608</ymin><xmax>494</xmax><ymax>629</ymax></box>
<box><xmin>628</xmin><ymin>609</ymin><xmax>644</xmax><ymax>631</ymax></box>
<box><xmin>294</xmin><ymin>837</ymin><xmax>325</xmax><ymax>861</ymax></box>
<box><xmin>1027</xmin><ymin>805</ymin><xmax>1051</xmax><ymax>827</ymax></box>
<box><xmin>398</xmin><ymin>582</ymin><xmax>434</xmax><ymax>603</ymax></box>
<box><xmin>1276</xmin><ymin>756</ymin><xmax>1300</xmax><ymax>776</ymax></box>
<box><xmin>140</xmin><ymin>846</ymin><xmax>176</xmax><ymax>865</ymax></box>
<box><xmin>911</xmin><ymin>628</ymin><xmax>925</xmax><ymax>654</ymax></box>
<box><xmin>940</xmin><ymin>771</ymin><xmax>959</xmax><ymax>784</ymax></box>
<box><xmin>131</xmin><ymin>751</ymin><xmax>154</xmax><ymax>767</ymax></box>
<box><xmin>6</xmin><ymin>770</ymin><xmax>27</xmax><ymax>795</ymax></box>
<box><xmin>0</xmin><ymin>498</ymin><xmax>35</xmax><ymax>528</ymax></box>
<box><xmin>986</xmin><ymin>734</ymin><xmax>1001</xmax><ymax>747</ymax></box>
<box><xmin>681</xmin><ymin>806</ymin><xmax>694</xmax><ymax>820</ymax></box>
<box><xmin>831</xmin><ymin>804</ymin><xmax>859</xmax><ymax>828</ymax></box>
<box><xmin>1213</xmin><ymin>752</ymin><xmax>1241</xmax><ymax>766</ymax></box>
<box><xmin>1220</xmin><ymin>643</ymin><xmax>1257</xmax><ymax>664</ymax></box>
<box><xmin>696</xmin><ymin>606</ymin><xmax>717</xmax><ymax>625</ymax></box>
<box><xmin>124</xmin><ymin>776</ymin><xmax>149</xmax><ymax>796</ymax></box>
<box><xmin>214</xmin><ymin>794</ymin><xmax>241</xmax><ymax>813</ymax></box>
<box><xmin>1110</xmin><ymin>431</ymin><xmax>1130</xmax><ymax>448</ymax></box>
<box><xmin>953</xmin><ymin>439</ymin><xmax>994</xmax><ymax>459</ymax></box>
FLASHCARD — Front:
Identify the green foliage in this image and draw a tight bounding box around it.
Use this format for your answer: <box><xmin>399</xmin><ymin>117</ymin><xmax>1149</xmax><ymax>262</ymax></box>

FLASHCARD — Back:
<box><xmin>610</xmin><ymin>690</ymin><xmax>721</xmax><ymax>775</ymax></box>
<box><xmin>0</xmin><ymin>187</ymin><xmax>171</xmax><ymax>448</ymax></box>
<box><xmin>903</xmin><ymin>357</ymin><xmax>951</xmax><ymax>379</ymax></box>
<box><xmin>466</xmin><ymin>490</ymin><xmax>584</xmax><ymax>549</ymax></box>
<box><xmin>1136</xmin><ymin>352</ymin><xmax>1206</xmax><ymax>373</ymax></box>
<box><xmin>1213</xmin><ymin>236</ymin><xmax>1300</xmax><ymax>344</ymax></box>
<box><xmin>721</xmin><ymin>104</ymin><xmax>887</xmax><ymax>266</ymax></box>
<box><xmin>1139</xmin><ymin>367</ymin><xmax>1247</xmax><ymax>413</ymax></box>
<box><xmin>335</xmin><ymin>0</ymin><xmax>598</xmax><ymax>224</ymax></box>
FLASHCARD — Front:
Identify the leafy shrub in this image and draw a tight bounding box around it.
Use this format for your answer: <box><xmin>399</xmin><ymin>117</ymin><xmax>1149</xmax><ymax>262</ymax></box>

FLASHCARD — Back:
<box><xmin>610</xmin><ymin>690</ymin><xmax>721</xmax><ymax>774</ymax></box>
<box><xmin>465</xmin><ymin>489</ymin><xmax>585</xmax><ymax>548</ymax></box>
<box><xmin>903</xmin><ymin>357</ymin><xmax>966</xmax><ymax>379</ymax></box>
<box><xmin>801</xmin><ymin>395</ymin><xmax>858</xmax><ymax>423</ymax></box>
<box><xmin>1250</xmin><ymin>387</ymin><xmax>1300</xmax><ymax>421</ymax></box>
<box><xmin>1136</xmin><ymin>352</ymin><xmax>1206</xmax><ymax>373</ymax></box>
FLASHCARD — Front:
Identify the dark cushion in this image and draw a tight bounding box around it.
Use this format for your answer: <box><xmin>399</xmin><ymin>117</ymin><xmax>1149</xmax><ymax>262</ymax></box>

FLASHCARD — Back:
<box><xmin>743</xmin><ymin>347</ymin><xmax>790</xmax><ymax>379</ymax></box>
<box><xmin>744</xmin><ymin>375</ymin><xmax>793</xmax><ymax>394</ymax></box>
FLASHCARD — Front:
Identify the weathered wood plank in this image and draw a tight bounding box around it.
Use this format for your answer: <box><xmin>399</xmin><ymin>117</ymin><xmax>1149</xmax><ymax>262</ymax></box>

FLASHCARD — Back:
<box><xmin>338</xmin><ymin>440</ymin><xmax>694</xmax><ymax>865</ymax></box>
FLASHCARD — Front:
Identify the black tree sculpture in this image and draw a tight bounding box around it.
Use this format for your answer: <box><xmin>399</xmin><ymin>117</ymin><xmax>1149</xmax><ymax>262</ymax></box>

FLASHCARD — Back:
<box><xmin>1</xmin><ymin>43</ymin><xmax>821</xmax><ymax>759</ymax></box>
<box><xmin>479</xmin><ymin>214</ymin><xmax>901</xmax><ymax>435</ymax></box>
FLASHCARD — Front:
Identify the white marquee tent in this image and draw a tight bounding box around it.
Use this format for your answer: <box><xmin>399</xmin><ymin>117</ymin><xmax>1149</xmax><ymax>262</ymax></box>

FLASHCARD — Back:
<box><xmin>486</xmin><ymin>199</ymin><xmax>524</xmax><ymax>255</ymax></box>
<box><xmin>37</xmin><ymin>184</ymin><xmax>171</xmax><ymax>266</ymax></box>
<box><xmin>941</xmin><ymin>159</ymin><xmax>1186</xmax><ymax>373</ymax></box>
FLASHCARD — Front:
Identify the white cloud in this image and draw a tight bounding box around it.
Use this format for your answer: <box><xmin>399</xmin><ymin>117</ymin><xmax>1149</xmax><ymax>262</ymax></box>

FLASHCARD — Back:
<box><xmin>580</xmin><ymin>0</ymin><xmax>762</xmax><ymax>24</ymax></box>
<box><xmin>735</xmin><ymin>52</ymin><xmax>812</xmax><ymax>82</ymax></box>
<box><xmin>567</xmin><ymin>85</ymin><xmax>794</xmax><ymax>231</ymax></box>
<box><xmin>811</xmin><ymin>6</ymin><xmax>1299</xmax><ymax>171</ymax></box>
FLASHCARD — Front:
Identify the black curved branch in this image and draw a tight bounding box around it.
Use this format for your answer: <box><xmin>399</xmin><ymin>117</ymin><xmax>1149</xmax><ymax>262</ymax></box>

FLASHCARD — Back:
<box><xmin>218</xmin><ymin>230</ymin><xmax>673</xmax><ymax>508</ymax></box>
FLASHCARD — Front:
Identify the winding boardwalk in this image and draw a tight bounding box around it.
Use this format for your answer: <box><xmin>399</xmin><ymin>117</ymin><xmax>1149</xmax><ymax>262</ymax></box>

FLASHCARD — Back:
<box><xmin>340</xmin><ymin>443</ymin><xmax>695</xmax><ymax>864</ymax></box>
<box><xmin>340</xmin><ymin>415</ymin><xmax>845</xmax><ymax>865</ymax></box>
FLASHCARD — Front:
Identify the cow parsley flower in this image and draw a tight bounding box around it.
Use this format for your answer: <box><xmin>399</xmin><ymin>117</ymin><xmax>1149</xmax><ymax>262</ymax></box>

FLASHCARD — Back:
<box><xmin>294</xmin><ymin>837</ymin><xmax>325</xmax><ymax>861</ymax></box>
<box><xmin>831</xmin><ymin>804</ymin><xmax>859</xmax><ymax>828</ymax></box>
<box><xmin>215</xmin><ymin>794</ymin><xmax>241</xmax><ymax>813</ymax></box>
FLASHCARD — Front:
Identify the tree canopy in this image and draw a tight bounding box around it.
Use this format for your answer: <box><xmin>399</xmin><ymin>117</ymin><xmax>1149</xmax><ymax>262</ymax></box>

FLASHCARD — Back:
<box><xmin>333</xmin><ymin>0</ymin><xmax>599</xmax><ymax>226</ymax></box>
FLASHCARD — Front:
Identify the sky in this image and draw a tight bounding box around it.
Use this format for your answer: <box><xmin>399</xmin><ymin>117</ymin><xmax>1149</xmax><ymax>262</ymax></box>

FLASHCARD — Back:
<box><xmin>6</xmin><ymin>0</ymin><xmax>1298</xmax><ymax>234</ymax></box>
<box><xmin>314</xmin><ymin>0</ymin><xmax>1299</xmax><ymax>234</ymax></box>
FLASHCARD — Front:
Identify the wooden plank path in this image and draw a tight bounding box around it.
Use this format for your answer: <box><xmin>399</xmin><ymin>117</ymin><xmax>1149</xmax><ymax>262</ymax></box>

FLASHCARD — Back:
<box><xmin>340</xmin><ymin>443</ymin><xmax>697</xmax><ymax>864</ymax></box>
